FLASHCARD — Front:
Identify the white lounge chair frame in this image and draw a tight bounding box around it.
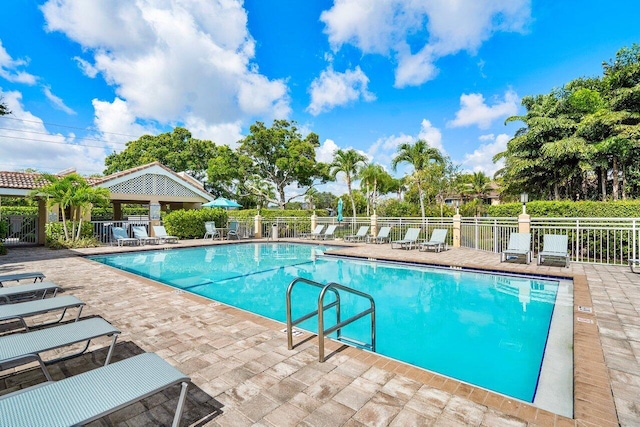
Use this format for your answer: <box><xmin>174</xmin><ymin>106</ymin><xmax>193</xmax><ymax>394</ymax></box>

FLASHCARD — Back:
<box><xmin>0</xmin><ymin>272</ymin><xmax>46</xmax><ymax>287</ymax></box>
<box><xmin>366</xmin><ymin>226</ymin><xmax>392</xmax><ymax>244</ymax></box>
<box><xmin>391</xmin><ymin>228</ymin><xmax>421</xmax><ymax>250</ymax></box>
<box><xmin>204</xmin><ymin>221</ymin><xmax>220</xmax><ymax>239</ymax></box>
<box><xmin>303</xmin><ymin>225</ymin><xmax>324</xmax><ymax>239</ymax></box>
<box><xmin>316</xmin><ymin>224</ymin><xmax>337</xmax><ymax>240</ymax></box>
<box><xmin>537</xmin><ymin>234</ymin><xmax>570</xmax><ymax>267</ymax></box>
<box><xmin>0</xmin><ymin>352</ymin><xmax>189</xmax><ymax>427</ymax></box>
<box><xmin>345</xmin><ymin>226</ymin><xmax>369</xmax><ymax>242</ymax></box>
<box><xmin>500</xmin><ymin>233</ymin><xmax>532</xmax><ymax>264</ymax></box>
<box><xmin>132</xmin><ymin>226</ymin><xmax>160</xmax><ymax>245</ymax></box>
<box><xmin>419</xmin><ymin>229</ymin><xmax>449</xmax><ymax>253</ymax></box>
<box><xmin>0</xmin><ymin>295</ymin><xmax>85</xmax><ymax>331</ymax></box>
<box><xmin>111</xmin><ymin>227</ymin><xmax>140</xmax><ymax>246</ymax></box>
<box><xmin>152</xmin><ymin>226</ymin><xmax>179</xmax><ymax>243</ymax></box>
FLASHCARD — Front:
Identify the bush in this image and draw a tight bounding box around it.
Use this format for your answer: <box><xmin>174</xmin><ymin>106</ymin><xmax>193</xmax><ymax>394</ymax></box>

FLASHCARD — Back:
<box><xmin>0</xmin><ymin>206</ymin><xmax>38</xmax><ymax>216</ymax></box>
<box><xmin>0</xmin><ymin>242</ymin><xmax>6</xmax><ymax>255</ymax></box>
<box><xmin>0</xmin><ymin>220</ymin><xmax>7</xmax><ymax>239</ymax></box>
<box><xmin>487</xmin><ymin>200</ymin><xmax>640</xmax><ymax>217</ymax></box>
<box><xmin>45</xmin><ymin>221</ymin><xmax>95</xmax><ymax>247</ymax></box>
<box><xmin>47</xmin><ymin>237</ymin><xmax>102</xmax><ymax>249</ymax></box>
<box><xmin>162</xmin><ymin>208</ymin><xmax>228</xmax><ymax>239</ymax></box>
<box><xmin>230</xmin><ymin>209</ymin><xmax>326</xmax><ymax>219</ymax></box>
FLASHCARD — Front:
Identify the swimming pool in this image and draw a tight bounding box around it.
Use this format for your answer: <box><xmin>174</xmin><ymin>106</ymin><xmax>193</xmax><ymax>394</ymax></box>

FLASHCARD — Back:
<box><xmin>89</xmin><ymin>242</ymin><xmax>573</xmax><ymax>414</ymax></box>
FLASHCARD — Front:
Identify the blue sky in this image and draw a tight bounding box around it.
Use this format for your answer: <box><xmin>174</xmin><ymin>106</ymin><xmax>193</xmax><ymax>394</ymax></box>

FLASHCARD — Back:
<box><xmin>1</xmin><ymin>1</ymin><xmax>639</xmax><ymax>197</ymax></box>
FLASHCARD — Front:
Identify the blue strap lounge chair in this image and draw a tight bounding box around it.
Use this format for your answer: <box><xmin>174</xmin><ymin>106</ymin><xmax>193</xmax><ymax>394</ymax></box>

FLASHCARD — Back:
<box><xmin>538</xmin><ymin>234</ymin><xmax>570</xmax><ymax>267</ymax></box>
<box><xmin>204</xmin><ymin>221</ymin><xmax>220</xmax><ymax>239</ymax></box>
<box><xmin>0</xmin><ymin>352</ymin><xmax>190</xmax><ymax>427</ymax></box>
<box><xmin>132</xmin><ymin>226</ymin><xmax>160</xmax><ymax>245</ymax></box>
<box><xmin>0</xmin><ymin>282</ymin><xmax>60</xmax><ymax>304</ymax></box>
<box><xmin>0</xmin><ymin>272</ymin><xmax>46</xmax><ymax>287</ymax></box>
<box><xmin>366</xmin><ymin>226</ymin><xmax>392</xmax><ymax>244</ymax></box>
<box><xmin>0</xmin><ymin>295</ymin><xmax>85</xmax><ymax>331</ymax></box>
<box><xmin>345</xmin><ymin>226</ymin><xmax>369</xmax><ymax>242</ymax></box>
<box><xmin>392</xmin><ymin>228</ymin><xmax>421</xmax><ymax>250</ymax></box>
<box><xmin>500</xmin><ymin>233</ymin><xmax>532</xmax><ymax>264</ymax></box>
<box><xmin>111</xmin><ymin>227</ymin><xmax>140</xmax><ymax>246</ymax></box>
<box><xmin>152</xmin><ymin>226</ymin><xmax>179</xmax><ymax>243</ymax></box>
<box><xmin>0</xmin><ymin>317</ymin><xmax>120</xmax><ymax>382</ymax></box>
<box><xmin>418</xmin><ymin>229</ymin><xmax>448</xmax><ymax>253</ymax></box>
<box><xmin>316</xmin><ymin>224</ymin><xmax>337</xmax><ymax>240</ymax></box>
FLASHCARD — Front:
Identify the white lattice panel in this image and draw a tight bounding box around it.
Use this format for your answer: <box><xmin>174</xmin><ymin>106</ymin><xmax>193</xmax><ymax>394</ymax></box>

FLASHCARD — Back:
<box><xmin>107</xmin><ymin>174</ymin><xmax>200</xmax><ymax>198</ymax></box>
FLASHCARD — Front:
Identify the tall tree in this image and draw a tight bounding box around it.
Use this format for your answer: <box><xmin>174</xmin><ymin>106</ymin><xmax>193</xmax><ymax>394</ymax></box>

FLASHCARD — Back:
<box><xmin>359</xmin><ymin>163</ymin><xmax>393</xmax><ymax>214</ymax></box>
<box><xmin>104</xmin><ymin>127</ymin><xmax>216</xmax><ymax>182</ymax></box>
<box><xmin>238</xmin><ymin>120</ymin><xmax>329</xmax><ymax>209</ymax></box>
<box><xmin>330</xmin><ymin>149</ymin><xmax>367</xmax><ymax>217</ymax></box>
<box><xmin>391</xmin><ymin>140</ymin><xmax>444</xmax><ymax>218</ymax></box>
<box><xmin>0</xmin><ymin>98</ymin><xmax>10</xmax><ymax>116</ymax></box>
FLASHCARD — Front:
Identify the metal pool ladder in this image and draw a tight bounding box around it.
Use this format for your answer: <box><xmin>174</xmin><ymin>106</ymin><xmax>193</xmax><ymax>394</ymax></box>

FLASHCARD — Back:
<box><xmin>286</xmin><ymin>277</ymin><xmax>376</xmax><ymax>362</ymax></box>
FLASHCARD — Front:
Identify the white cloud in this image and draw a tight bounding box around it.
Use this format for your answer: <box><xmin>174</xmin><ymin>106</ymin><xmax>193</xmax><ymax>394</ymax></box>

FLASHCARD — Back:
<box><xmin>0</xmin><ymin>89</ymin><xmax>107</xmax><ymax>175</ymax></box>
<box><xmin>307</xmin><ymin>66</ymin><xmax>375</xmax><ymax>115</ymax></box>
<box><xmin>0</xmin><ymin>39</ymin><xmax>37</xmax><ymax>85</ymax></box>
<box><xmin>40</xmin><ymin>0</ymin><xmax>290</xmax><ymax>136</ymax></box>
<box><xmin>417</xmin><ymin>119</ymin><xmax>444</xmax><ymax>153</ymax></box>
<box><xmin>320</xmin><ymin>0</ymin><xmax>530</xmax><ymax>87</ymax></box>
<box><xmin>42</xmin><ymin>86</ymin><xmax>76</xmax><ymax>115</ymax></box>
<box><xmin>460</xmin><ymin>133</ymin><xmax>510</xmax><ymax>176</ymax></box>
<box><xmin>316</xmin><ymin>139</ymin><xmax>339</xmax><ymax>164</ymax></box>
<box><xmin>448</xmin><ymin>90</ymin><xmax>519</xmax><ymax>129</ymax></box>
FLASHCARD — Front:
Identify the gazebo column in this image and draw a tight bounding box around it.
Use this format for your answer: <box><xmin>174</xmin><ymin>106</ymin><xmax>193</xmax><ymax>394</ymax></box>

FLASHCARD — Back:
<box><xmin>149</xmin><ymin>199</ymin><xmax>161</xmax><ymax>236</ymax></box>
<box><xmin>113</xmin><ymin>202</ymin><xmax>122</xmax><ymax>221</ymax></box>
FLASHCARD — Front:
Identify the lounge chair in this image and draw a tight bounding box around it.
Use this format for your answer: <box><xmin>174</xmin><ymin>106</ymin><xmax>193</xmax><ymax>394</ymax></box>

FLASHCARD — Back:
<box><xmin>419</xmin><ymin>229</ymin><xmax>449</xmax><ymax>253</ymax></box>
<box><xmin>204</xmin><ymin>221</ymin><xmax>220</xmax><ymax>239</ymax></box>
<box><xmin>538</xmin><ymin>234</ymin><xmax>570</xmax><ymax>267</ymax></box>
<box><xmin>0</xmin><ymin>317</ymin><xmax>120</xmax><ymax>381</ymax></box>
<box><xmin>132</xmin><ymin>226</ymin><xmax>160</xmax><ymax>245</ymax></box>
<box><xmin>500</xmin><ymin>233</ymin><xmax>532</xmax><ymax>264</ymax></box>
<box><xmin>0</xmin><ymin>352</ymin><xmax>189</xmax><ymax>427</ymax></box>
<box><xmin>0</xmin><ymin>272</ymin><xmax>46</xmax><ymax>287</ymax></box>
<box><xmin>629</xmin><ymin>258</ymin><xmax>640</xmax><ymax>273</ymax></box>
<box><xmin>0</xmin><ymin>295</ymin><xmax>85</xmax><ymax>331</ymax></box>
<box><xmin>0</xmin><ymin>282</ymin><xmax>60</xmax><ymax>304</ymax></box>
<box><xmin>153</xmin><ymin>225</ymin><xmax>179</xmax><ymax>243</ymax></box>
<box><xmin>226</xmin><ymin>221</ymin><xmax>240</xmax><ymax>240</ymax></box>
<box><xmin>316</xmin><ymin>224</ymin><xmax>337</xmax><ymax>240</ymax></box>
<box><xmin>391</xmin><ymin>228</ymin><xmax>421</xmax><ymax>250</ymax></box>
<box><xmin>345</xmin><ymin>226</ymin><xmax>369</xmax><ymax>242</ymax></box>
<box><xmin>303</xmin><ymin>225</ymin><xmax>324</xmax><ymax>239</ymax></box>
<box><xmin>111</xmin><ymin>227</ymin><xmax>140</xmax><ymax>246</ymax></box>
<box><xmin>366</xmin><ymin>226</ymin><xmax>392</xmax><ymax>244</ymax></box>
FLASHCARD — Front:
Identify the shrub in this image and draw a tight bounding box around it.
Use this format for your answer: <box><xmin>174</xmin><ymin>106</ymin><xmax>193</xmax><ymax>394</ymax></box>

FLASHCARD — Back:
<box><xmin>487</xmin><ymin>200</ymin><xmax>640</xmax><ymax>217</ymax></box>
<box><xmin>162</xmin><ymin>208</ymin><xmax>228</xmax><ymax>239</ymax></box>
<box><xmin>0</xmin><ymin>219</ymin><xmax>7</xmax><ymax>239</ymax></box>
<box><xmin>47</xmin><ymin>237</ymin><xmax>102</xmax><ymax>249</ymax></box>
<box><xmin>0</xmin><ymin>206</ymin><xmax>38</xmax><ymax>216</ymax></box>
<box><xmin>230</xmin><ymin>209</ymin><xmax>326</xmax><ymax>219</ymax></box>
<box><xmin>45</xmin><ymin>221</ymin><xmax>94</xmax><ymax>247</ymax></box>
<box><xmin>0</xmin><ymin>242</ymin><xmax>6</xmax><ymax>255</ymax></box>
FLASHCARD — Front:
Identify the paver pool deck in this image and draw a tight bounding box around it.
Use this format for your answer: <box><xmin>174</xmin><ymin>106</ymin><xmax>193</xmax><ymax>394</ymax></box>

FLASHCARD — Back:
<box><xmin>0</xmin><ymin>239</ymin><xmax>638</xmax><ymax>426</ymax></box>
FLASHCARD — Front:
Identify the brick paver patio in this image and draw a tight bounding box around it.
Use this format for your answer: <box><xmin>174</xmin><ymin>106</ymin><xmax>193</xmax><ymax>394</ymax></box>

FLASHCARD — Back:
<box><xmin>0</xmin><ymin>239</ymin><xmax>638</xmax><ymax>426</ymax></box>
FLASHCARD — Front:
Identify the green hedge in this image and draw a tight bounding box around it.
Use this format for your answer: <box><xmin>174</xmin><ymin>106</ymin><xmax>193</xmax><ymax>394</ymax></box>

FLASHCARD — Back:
<box><xmin>0</xmin><ymin>206</ymin><xmax>38</xmax><ymax>215</ymax></box>
<box><xmin>487</xmin><ymin>200</ymin><xmax>640</xmax><ymax>217</ymax></box>
<box><xmin>45</xmin><ymin>221</ymin><xmax>95</xmax><ymax>248</ymax></box>
<box><xmin>230</xmin><ymin>209</ymin><xmax>327</xmax><ymax>219</ymax></box>
<box><xmin>91</xmin><ymin>207</ymin><xmax>150</xmax><ymax>221</ymax></box>
<box><xmin>162</xmin><ymin>208</ymin><xmax>228</xmax><ymax>239</ymax></box>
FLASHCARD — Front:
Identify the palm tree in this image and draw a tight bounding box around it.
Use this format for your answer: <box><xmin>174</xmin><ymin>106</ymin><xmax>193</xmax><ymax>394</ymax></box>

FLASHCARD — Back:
<box><xmin>330</xmin><ymin>149</ymin><xmax>367</xmax><ymax>217</ymax></box>
<box><xmin>391</xmin><ymin>140</ymin><xmax>444</xmax><ymax>218</ymax></box>
<box><xmin>359</xmin><ymin>163</ymin><xmax>387</xmax><ymax>214</ymax></box>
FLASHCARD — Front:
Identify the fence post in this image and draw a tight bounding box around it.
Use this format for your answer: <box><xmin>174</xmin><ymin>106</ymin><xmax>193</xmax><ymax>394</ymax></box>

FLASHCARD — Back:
<box><xmin>371</xmin><ymin>213</ymin><xmax>378</xmax><ymax>238</ymax></box>
<box><xmin>453</xmin><ymin>214</ymin><xmax>461</xmax><ymax>247</ymax></box>
<box><xmin>254</xmin><ymin>214</ymin><xmax>262</xmax><ymax>238</ymax></box>
<box><xmin>634</xmin><ymin>219</ymin><xmax>637</xmax><ymax>262</ymax></box>
<box><xmin>311</xmin><ymin>212</ymin><xmax>317</xmax><ymax>234</ymax></box>
<box><xmin>518</xmin><ymin>213</ymin><xmax>531</xmax><ymax>234</ymax></box>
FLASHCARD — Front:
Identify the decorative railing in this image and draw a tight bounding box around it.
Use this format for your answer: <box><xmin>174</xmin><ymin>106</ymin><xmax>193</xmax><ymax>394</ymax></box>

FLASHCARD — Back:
<box><xmin>460</xmin><ymin>217</ymin><xmax>519</xmax><ymax>253</ymax></box>
<box><xmin>91</xmin><ymin>219</ymin><xmax>150</xmax><ymax>245</ymax></box>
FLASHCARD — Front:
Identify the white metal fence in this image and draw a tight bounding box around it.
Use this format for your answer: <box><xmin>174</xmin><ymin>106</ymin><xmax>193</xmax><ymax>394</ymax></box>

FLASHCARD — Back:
<box><xmin>92</xmin><ymin>219</ymin><xmax>150</xmax><ymax>245</ymax></box>
<box><xmin>460</xmin><ymin>217</ymin><xmax>519</xmax><ymax>253</ymax></box>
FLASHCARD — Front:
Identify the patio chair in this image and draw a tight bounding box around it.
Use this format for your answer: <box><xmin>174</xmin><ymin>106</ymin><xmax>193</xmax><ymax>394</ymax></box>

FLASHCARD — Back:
<box><xmin>111</xmin><ymin>227</ymin><xmax>140</xmax><ymax>246</ymax></box>
<box><xmin>152</xmin><ymin>225</ymin><xmax>179</xmax><ymax>243</ymax></box>
<box><xmin>226</xmin><ymin>221</ymin><xmax>240</xmax><ymax>240</ymax></box>
<box><xmin>0</xmin><ymin>317</ymin><xmax>120</xmax><ymax>381</ymax></box>
<box><xmin>538</xmin><ymin>234</ymin><xmax>570</xmax><ymax>267</ymax></box>
<box><xmin>302</xmin><ymin>225</ymin><xmax>324</xmax><ymax>239</ymax></box>
<box><xmin>0</xmin><ymin>282</ymin><xmax>60</xmax><ymax>304</ymax></box>
<box><xmin>629</xmin><ymin>258</ymin><xmax>640</xmax><ymax>273</ymax></box>
<box><xmin>500</xmin><ymin>233</ymin><xmax>532</xmax><ymax>264</ymax></box>
<box><xmin>345</xmin><ymin>226</ymin><xmax>369</xmax><ymax>242</ymax></box>
<box><xmin>0</xmin><ymin>272</ymin><xmax>46</xmax><ymax>287</ymax></box>
<box><xmin>418</xmin><ymin>229</ymin><xmax>449</xmax><ymax>253</ymax></box>
<box><xmin>204</xmin><ymin>221</ymin><xmax>220</xmax><ymax>239</ymax></box>
<box><xmin>0</xmin><ymin>352</ymin><xmax>189</xmax><ymax>427</ymax></box>
<box><xmin>366</xmin><ymin>226</ymin><xmax>392</xmax><ymax>244</ymax></box>
<box><xmin>391</xmin><ymin>228</ymin><xmax>422</xmax><ymax>250</ymax></box>
<box><xmin>132</xmin><ymin>226</ymin><xmax>160</xmax><ymax>245</ymax></box>
<box><xmin>316</xmin><ymin>224</ymin><xmax>337</xmax><ymax>240</ymax></box>
<box><xmin>0</xmin><ymin>295</ymin><xmax>85</xmax><ymax>331</ymax></box>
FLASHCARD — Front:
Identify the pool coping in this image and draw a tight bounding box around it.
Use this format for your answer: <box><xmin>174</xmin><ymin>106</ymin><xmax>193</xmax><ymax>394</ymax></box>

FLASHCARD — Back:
<box><xmin>81</xmin><ymin>240</ymin><xmax>619</xmax><ymax>426</ymax></box>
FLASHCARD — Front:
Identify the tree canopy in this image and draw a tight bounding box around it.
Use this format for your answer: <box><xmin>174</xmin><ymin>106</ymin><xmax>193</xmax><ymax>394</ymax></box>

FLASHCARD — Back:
<box><xmin>0</xmin><ymin>98</ymin><xmax>10</xmax><ymax>116</ymax></box>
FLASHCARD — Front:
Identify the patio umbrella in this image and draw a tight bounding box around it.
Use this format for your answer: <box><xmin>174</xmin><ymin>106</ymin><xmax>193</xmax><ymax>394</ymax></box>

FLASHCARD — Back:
<box><xmin>202</xmin><ymin>197</ymin><xmax>242</xmax><ymax>209</ymax></box>
<box><xmin>337</xmin><ymin>198</ymin><xmax>343</xmax><ymax>222</ymax></box>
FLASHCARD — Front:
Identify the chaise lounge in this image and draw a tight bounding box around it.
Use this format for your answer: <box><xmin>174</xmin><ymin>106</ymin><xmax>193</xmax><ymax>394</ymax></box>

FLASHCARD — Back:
<box><xmin>537</xmin><ymin>234</ymin><xmax>570</xmax><ymax>267</ymax></box>
<box><xmin>366</xmin><ymin>226</ymin><xmax>392</xmax><ymax>244</ymax></box>
<box><xmin>0</xmin><ymin>282</ymin><xmax>60</xmax><ymax>304</ymax></box>
<box><xmin>345</xmin><ymin>226</ymin><xmax>369</xmax><ymax>242</ymax></box>
<box><xmin>0</xmin><ymin>352</ymin><xmax>190</xmax><ymax>427</ymax></box>
<box><xmin>111</xmin><ymin>227</ymin><xmax>140</xmax><ymax>246</ymax></box>
<box><xmin>132</xmin><ymin>226</ymin><xmax>160</xmax><ymax>245</ymax></box>
<box><xmin>0</xmin><ymin>295</ymin><xmax>85</xmax><ymax>331</ymax></box>
<box><xmin>391</xmin><ymin>228</ymin><xmax>421</xmax><ymax>250</ymax></box>
<box><xmin>0</xmin><ymin>272</ymin><xmax>46</xmax><ymax>287</ymax></box>
<box><xmin>500</xmin><ymin>233</ymin><xmax>532</xmax><ymax>264</ymax></box>
<box><xmin>419</xmin><ymin>229</ymin><xmax>449</xmax><ymax>253</ymax></box>
<box><xmin>153</xmin><ymin>225</ymin><xmax>179</xmax><ymax>243</ymax></box>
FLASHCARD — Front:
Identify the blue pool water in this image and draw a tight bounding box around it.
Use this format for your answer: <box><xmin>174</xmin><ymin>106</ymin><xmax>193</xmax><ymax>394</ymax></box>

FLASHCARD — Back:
<box><xmin>90</xmin><ymin>242</ymin><xmax>560</xmax><ymax>402</ymax></box>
